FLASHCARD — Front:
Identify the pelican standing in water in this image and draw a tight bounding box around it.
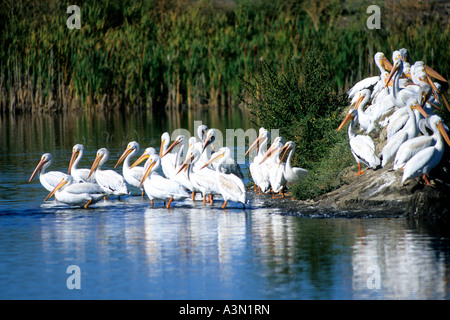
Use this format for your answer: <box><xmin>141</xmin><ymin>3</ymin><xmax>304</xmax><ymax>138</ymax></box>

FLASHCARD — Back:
<box><xmin>67</xmin><ymin>144</ymin><xmax>96</xmax><ymax>183</ymax></box>
<box><xmin>88</xmin><ymin>148</ymin><xmax>128</xmax><ymax>199</ymax></box>
<box><xmin>29</xmin><ymin>153</ymin><xmax>69</xmax><ymax>192</ymax></box>
<box><xmin>115</xmin><ymin>141</ymin><xmax>145</xmax><ymax>196</ymax></box>
<box><xmin>139</xmin><ymin>154</ymin><xmax>189</xmax><ymax>208</ymax></box>
<box><xmin>177</xmin><ymin>148</ymin><xmax>218</xmax><ymax>205</ymax></box>
<box><xmin>401</xmin><ymin>116</ymin><xmax>450</xmax><ymax>185</ymax></box>
<box><xmin>201</xmin><ymin>147</ymin><xmax>246</xmax><ymax>209</ymax></box>
<box><xmin>44</xmin><ymin>175</ymin><xmax>106</xmax><ymax>208</ymax></box>
<box><xmin>259</xmin><ymin>136</ymin><xmax>287</xmax><ymax>197</ymax></box>
<box><xmin>338</xmin><ymin>109</ymin><xmax>381</xmax><ymax>175</ymax></box>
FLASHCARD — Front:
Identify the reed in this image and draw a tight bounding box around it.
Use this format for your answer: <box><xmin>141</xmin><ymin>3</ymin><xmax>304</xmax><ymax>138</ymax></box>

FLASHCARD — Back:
<box><xmin>0</xmin><ymin>0</ymin><xmax>448</xmax><ymax>113</ymax></box>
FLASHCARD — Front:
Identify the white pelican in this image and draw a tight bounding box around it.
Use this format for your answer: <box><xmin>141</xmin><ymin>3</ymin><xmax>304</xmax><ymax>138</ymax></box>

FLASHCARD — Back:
<box><xmin>177</xmin><ymin>148</ymin><xmax>219</xmax><ymax>205</ymax></box>
<box><xmin>394</xmin><ymin>115</ymin><xmax>449</xmax><ymax>171</ymax></box>
<box><xmin>87</xmin><ymin>148</ymin><xmax>128</xmax><ymax>199</ymax></box>
<box><xmin>29</xmin><ymin>153</ymin><xmax>69</xmax><ymax>192</ymax></box>
<box><xmin>245</xmin><ymin>127</ymin><xmax>271</xmax><ymax>194</ymax></box>
<box><xmin>338</xmin><ymin>109</ymin><xmax>380</xmax><ymax>175</ymax></box>
<box><xmin>201</xmin><ymin>147</ymin><xmax>246</xmax><ymax>209</ymax></box>
<box><xmin>115</xmin><ymin>141</ymin><xmax>145</xmax><ymax>196</ymax></box>
<box><xmin>67</xmin><ymin>144</ymin><xmax>95</xmax><ymax>183</ymax></box>
<box><xmin>380</xmin><ymin>100</ymin><xmax>428</xmax><ymax>167</ymax></box>
<box><xmin>401</xmin><ymin>117</ymin><xmax>450</xmax><ymax>185</ymax></box>
<box><xmin>139</xmin><ymin>154</ymin><xmax>189</xmax><ymax>208</ymax></box>
<box><xmin>43</xmin><ymin>175</ymin><xmax>106</xmax><ymax>208</ymax></box>
<box><xmin>278</xmin><ymin>141</ymin><xmax>308</xmax><ymax>188</ymax></box>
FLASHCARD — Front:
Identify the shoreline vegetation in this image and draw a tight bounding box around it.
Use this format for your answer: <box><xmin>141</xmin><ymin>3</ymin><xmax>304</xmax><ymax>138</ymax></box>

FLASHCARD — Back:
<box><xmin>1</xmin><ymin>0</ymin><xmax>448</xmax><ymax>114</ymax></box>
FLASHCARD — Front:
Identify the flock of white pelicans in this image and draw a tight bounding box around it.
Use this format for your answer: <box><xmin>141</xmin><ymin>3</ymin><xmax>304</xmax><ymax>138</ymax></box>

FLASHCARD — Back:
<box><xmin>28</xmin><ymin>48</ymin><xmax>449</xmax><ymax>210</ymax></box>
<box><xmin>28</xmin><ymin>125</ymin><xmax>307</xmax><ymax>209</ymax></box>
<box><xmin>341</xmin><ymin>48</ymin><xmax>449</xmax><ymax>185</ymax></box>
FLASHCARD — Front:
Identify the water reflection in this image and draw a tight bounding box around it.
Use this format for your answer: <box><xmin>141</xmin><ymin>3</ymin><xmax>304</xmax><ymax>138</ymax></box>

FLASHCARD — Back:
<box><xmin>352</xmin><ymin>219</ymin><xmax>448</xmax><ymax>299</ymax></box>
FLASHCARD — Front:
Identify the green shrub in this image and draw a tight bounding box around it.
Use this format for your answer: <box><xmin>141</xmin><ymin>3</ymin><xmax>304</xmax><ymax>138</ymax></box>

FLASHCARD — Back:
<box><xmin>241</xmin><ymin>49</ymin><xmax>353</xmax><ymax>200</ymax></box>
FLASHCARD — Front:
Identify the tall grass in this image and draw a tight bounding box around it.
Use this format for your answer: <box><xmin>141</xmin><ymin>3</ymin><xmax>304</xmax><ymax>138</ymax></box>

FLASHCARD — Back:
<box><xmin>0</xmin><ymin>0</ymin><xmax>448</xmax><ymax>113</ymax></box>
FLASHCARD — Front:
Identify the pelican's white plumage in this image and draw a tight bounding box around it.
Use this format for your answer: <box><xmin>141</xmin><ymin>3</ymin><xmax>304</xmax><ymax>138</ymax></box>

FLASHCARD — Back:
<box><xmin>29</xmin><ymin>153</ymin><xmax>69</xmax><ymax>192</ymax></box>
<box><xmin>88</xmin><ymin>148</ymin><xmax>128</xmax><ymax>198</ymax></box>
<box><xmin>44</xmin><ymin>175</ymin><xmax>106</xmax><ymax>208</ymax></box>
<box><xmin>338</xmin><ymin>109</ymin><xmax>380</xmax><ymax>175</ymax></box>
<box><xmin>201</xmin><ymin>147</ymin><xmax>246</xmax><ymax>209</ymax></box>
<box><xmin>139</xmin><ymin>154</ymin><xmax>189</xmax><ymax>208</ymax></box>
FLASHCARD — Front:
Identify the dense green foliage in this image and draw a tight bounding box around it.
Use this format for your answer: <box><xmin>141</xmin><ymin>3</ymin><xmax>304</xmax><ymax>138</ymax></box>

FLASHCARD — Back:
<box><xmin>1</xmin><ymin>0</ymin><xmax>448</xmax><ymax>113</ymax></box>
<box><xmin>241</xmin><ymin>49</ymin><xmax>354</xmax><ymax>199</ymax></box>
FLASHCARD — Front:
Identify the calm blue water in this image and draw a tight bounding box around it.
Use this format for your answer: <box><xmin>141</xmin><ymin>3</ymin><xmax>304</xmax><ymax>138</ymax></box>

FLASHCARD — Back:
<box><xmin>1</xmin><ymin>110</ymin><xmax>449</xmax><ymax>300</ymax></box>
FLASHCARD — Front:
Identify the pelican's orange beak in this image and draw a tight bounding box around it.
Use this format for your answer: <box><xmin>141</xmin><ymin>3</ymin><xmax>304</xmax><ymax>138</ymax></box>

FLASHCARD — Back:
<box><xmin>259</xmin><ymin>144</ymin><xmax>277</xmax><ymax>165</ymax></box>
<box><xmin>29</xmin><ymin>157</ymin><xmax>47</xmax><ymax>182</ymax></box>
<box><xmin>411</xmin><ymin>102</ymin><xmax>429</xmax><ymax>118</ymax></box>
<box><xmin>384</xmin><ymin>62</ymin><xmax>399</xmax><ymax>88</ymax></box>
<box><xmin>337</xmin><ymin>112</ymin><xmax>355</xmax><ymax>132</ymax></box>
<box><xmin>44</xmin><ymin>178</ymin><xmax>68</xmax><ymax>202</ymax></box>
<box><xmin>130</xmin><ymin>152</ymin><xmax>149</xmax><ymax>169</ymax></box>
<box><xmin>159</xmin><ymin>138</ymin><xmax>166</xmax><ymax>157</ymax></box>
<box><xmin>278</xmin><ymin>145</ymin><xmax>291</xmax><ymax>167</ymax></box>
<box><xmin>115</xmin><ymin>145</ymin><xmax>133</xmax><ymax>168</ymax></box>
<box><xmin>437</xmin><ymin>121</ymin><xmax>450</xmax><ymax>147</ymax></box>
<box><xmin>176</xmin><ymin>154</ymin><xmax>194</xmax><ymax>175</ymax></box>
<box><xmin>381</xmin><ymin>56</ymin><xmax>393</xmax><ymax>72</ymax></box>
<box><xmin>88</xmin><ymin>153</ymin><xmax>103</xmax><ymax>179</ymax></box>
<box><xmin>67</xmin><ymin>149</ymin><xmax>79</xmax><ymax>174</ymax></box>
<box><xmin>424</xmin><ymin>65</ymin><xmax>447</xmax><ymax>83</ymax></box>
<box><xmin>245</xmin><ymin>135</ymin><xmax>262</xmax><ymax>156</ymax></box>
<box><xmin>139</xmin><ymin>160</ymin><xmax>157</xmax><ymax>187</ymax></box>
<box><xmin>200</xmin><ymin>151</ymin><xmax>224</xmax><ymax>170</ymax></box>
<box><xmin>162</xmin><ymin>139</ymin><xmax>180</xmax><ymax>158</ymax></box>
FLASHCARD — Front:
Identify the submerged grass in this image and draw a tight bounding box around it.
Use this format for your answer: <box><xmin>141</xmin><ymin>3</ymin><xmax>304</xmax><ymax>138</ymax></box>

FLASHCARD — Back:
<box><xmin>0</xmin><ymin>0</ymin><xmax>448</xmax><ymax>113</ymax></box>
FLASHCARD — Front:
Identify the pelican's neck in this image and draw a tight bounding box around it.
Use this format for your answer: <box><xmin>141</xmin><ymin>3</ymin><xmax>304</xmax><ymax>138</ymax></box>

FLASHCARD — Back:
<box><xmin>285</xmin><ymin>147</ymin><xmax>294</xmax><ymax>171</ymax></box>
<box><xmin>348</xmin><ymin>118</ymin><xmax>356</xmax><ymax>140</ymax></box>
<box><xmin>72</xmin><ymin>151</ymin><xmax>83</xmax><ymax>171</ymax></box>
<box><xmin>123</xmin><ymin>149</ymin><xmax>137</xmax><ymax>170</ymax></box>
<box><xmin>258</xmin><ymin>137</ymin><xmax>269</xmax><ymax>157</ymax></box>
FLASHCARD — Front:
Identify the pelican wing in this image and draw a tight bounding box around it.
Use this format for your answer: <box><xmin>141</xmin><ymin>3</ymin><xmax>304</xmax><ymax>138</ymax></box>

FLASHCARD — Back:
<box><xmin>347</xmin><ymin>76</ymin><xmax>380</xmax><ymax>99</ymax></box>
<box><xmin>350</xmin><ymin>135</ymin><xmax>380</xmax><ymax>168</ymax></box>
<box><xmin>393</xmin><ymin>136</ymin><xmax>434</xmax><ymax>170</ymax></box>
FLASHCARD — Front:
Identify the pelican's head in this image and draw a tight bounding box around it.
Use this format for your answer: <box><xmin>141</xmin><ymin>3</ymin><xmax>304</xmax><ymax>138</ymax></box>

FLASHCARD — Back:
<box><xmin>278</xmin><ymin>141</ymin><xmax>296</xmax><ymax>166</ymax></box>
<box><xmin>338</xmin><ymin>109</ymin><xmax>357</xmax><ymax>132</ymax></box>
<box><xmin>115</xmin><ymin>141</ymin><xmax>140</xmax><ymax>168</ymax></box>
<box><xmin>160</xmin><ymin>132</ymin><xmax>171</xmax><ymax>157</ymax></box>
<box><xmin>245</xmin><ymin>128</ymin><xmax>270</xmax><ymax>156</ymax></box>
<box><xmin>88</xmin><ymin>148</ymin><xmax>109</xmax><ymax>178</ymax></box>
<box><xmin>129</xmin><ymin>147</ymin><xmax>156</xmax><ymax>169</ymax></box>
<box><xmin>68</xmin><ymin>144</ymin><xmax>86</xmax><ymax>174</ymax></box>
<box><xmin>399</xmin><ymin>48</ymin><xmax>411</xmax><ymax>64</ymax></box>
<box><xmin>162</xmin><ymin>135</ymin><xmax>185</xmax><ymax>158</ymax></box>
<box><xmin>43</xmin><ymin>175</ymin><xmax>74</xmax><ymax>202</ymax></box>
<box><xmin>200</xmin><ymin>147</ymin><xmax>230</xmax><ymax>170</ymax></box>
<box><xmin>430</xmin><ymin>116</ymin><xmax>450</xmax><ymax>147</ymax></box>
<box><xmin>139</xmin><ymin>154</ymin><xmax>161</xmax><ymax>187</ymax></box>
<box><xmin>374</xmin><ymin>52</ymin><xmax>392</xmax><ymax>73</ymax></box>
<box><xmin>384</xmin><ymin>59</ymin><xmax>403</xmax><ymax>89</ymax></box>
<box><xmin>202</xmin><ymin>129</ymin><xmax>216</xmax><ymax>152</ymax></box>
<box><xmin>259</xmin><ymin>136</ymin><xmax>285</xmax><ymax>164</ymax></box>
<box><xmin>176</xmin><ymin>149</ymin><xmax>199</xmax><ymax>175</ymax></box>
<box><xmin>29</xmin><ymin>153</ymin><xmax>53</xmax><ymax>182</ymax></box>
<box><xmin>197</xmin><ymin>124</ymin><xmax>209</xmax><ymax>142</ymax></box>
